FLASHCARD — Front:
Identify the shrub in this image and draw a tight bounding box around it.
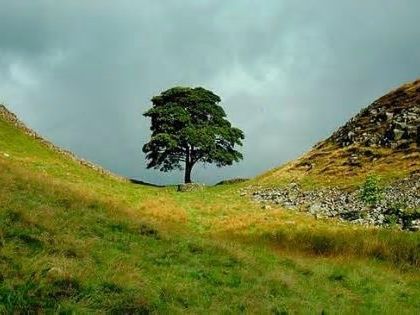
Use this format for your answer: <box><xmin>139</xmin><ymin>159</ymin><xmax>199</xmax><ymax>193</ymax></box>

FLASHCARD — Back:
<box><xmin>359</xmin><ymin>175</ymin><xmax>382</xmax><ymax>206</ymax></box>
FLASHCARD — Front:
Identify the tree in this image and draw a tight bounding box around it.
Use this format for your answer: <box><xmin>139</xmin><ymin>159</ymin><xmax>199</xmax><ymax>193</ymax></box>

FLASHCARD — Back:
<box><xmin>142</xmin><ymin>87</ymin><xmax>245</xmax><ymax>183</ymax></box>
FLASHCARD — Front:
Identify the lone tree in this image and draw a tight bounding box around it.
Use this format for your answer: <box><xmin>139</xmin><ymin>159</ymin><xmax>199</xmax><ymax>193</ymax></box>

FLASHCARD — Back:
<box><xmin>143</xmin><ymin>87</ymin><xmax>244</xmax><ymax>183</ymax></box>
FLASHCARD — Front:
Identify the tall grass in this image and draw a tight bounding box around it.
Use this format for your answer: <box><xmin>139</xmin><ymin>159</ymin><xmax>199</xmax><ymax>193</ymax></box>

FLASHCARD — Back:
<box><xmin>266</xmin><ymin>226</ymin><xmax>419</xmax><ymax>268</ymax></box>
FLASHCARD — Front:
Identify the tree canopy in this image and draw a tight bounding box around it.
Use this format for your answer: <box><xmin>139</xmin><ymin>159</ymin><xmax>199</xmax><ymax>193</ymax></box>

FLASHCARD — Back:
<box><xmin>143</xmin><ymin>87</ymin><xmax>244</xmax><ymax>183</ymax></box>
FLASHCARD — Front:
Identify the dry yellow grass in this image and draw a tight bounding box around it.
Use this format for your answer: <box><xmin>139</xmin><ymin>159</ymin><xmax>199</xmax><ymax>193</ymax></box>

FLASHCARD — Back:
<box><xmin>256</xmin><ymin>144</ymin><xmax>419</xmax><ymax>188</ymax></box>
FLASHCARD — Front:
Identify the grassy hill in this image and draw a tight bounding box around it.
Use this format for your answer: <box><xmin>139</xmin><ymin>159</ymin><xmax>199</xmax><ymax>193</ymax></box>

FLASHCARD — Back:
<box><xmin>0</xmin><ymin>99</ymin><xmax>419</xmax><ymax>313</ymax></box>
<box><xmin>256</xmin><ymin>79</ymin><xmax>420</xmax><ymax>189</ymax></box>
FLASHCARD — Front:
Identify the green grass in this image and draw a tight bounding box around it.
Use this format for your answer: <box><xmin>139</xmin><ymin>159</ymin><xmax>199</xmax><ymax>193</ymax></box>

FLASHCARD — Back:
<box><xmin>1</xmin><ymin>115</ymin><xmax>420</xmax><ymax>313</ymax></box>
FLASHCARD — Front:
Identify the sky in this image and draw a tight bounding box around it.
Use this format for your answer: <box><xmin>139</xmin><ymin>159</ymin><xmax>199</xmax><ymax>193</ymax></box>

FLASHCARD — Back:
<box><xmin>1</xmin><ymin>1</ymin><xmax>419</xmax><ymax>185</ymax></box>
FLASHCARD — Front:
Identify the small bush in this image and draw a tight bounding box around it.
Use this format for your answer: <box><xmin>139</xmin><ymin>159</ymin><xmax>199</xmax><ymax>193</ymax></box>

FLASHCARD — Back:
<box><xmin>359</xmin><ymin>175</ymin><xmax>382</xmax><ymax>205</ymax></box>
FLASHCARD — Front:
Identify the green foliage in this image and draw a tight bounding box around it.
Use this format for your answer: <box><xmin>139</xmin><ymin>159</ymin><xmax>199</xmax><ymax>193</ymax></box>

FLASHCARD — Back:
<box><xmin>143</xmin><ymin>87</ymin><xmax>244</xmax><ymax>182</ymax></box>
<box><xmin>359</xmin><ymin>175</ymin><xmax>383</xmax><ymax>205</ymax></box>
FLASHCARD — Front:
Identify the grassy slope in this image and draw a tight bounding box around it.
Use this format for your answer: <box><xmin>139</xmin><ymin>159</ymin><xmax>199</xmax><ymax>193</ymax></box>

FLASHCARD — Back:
<box><xmin>1</xmin><ymin>115</ymin><xmax>420</xmax><ymax>313</ymax></box>
<box><xmin>254</xmin><ymin>143</ymin><xmax>420</xmax><ymax>189</ymax></box>
<box><xmin>256</xmin><ymin>80</ymin><xmax>420</xmax><ymax>189</ymax></box>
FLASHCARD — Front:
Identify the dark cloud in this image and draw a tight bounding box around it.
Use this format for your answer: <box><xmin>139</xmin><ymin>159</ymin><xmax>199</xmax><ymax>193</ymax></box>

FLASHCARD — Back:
<box><xmin>1</xmin><ymin>1</ymin><xmax>419</xmax><ymax>184</ymax></box>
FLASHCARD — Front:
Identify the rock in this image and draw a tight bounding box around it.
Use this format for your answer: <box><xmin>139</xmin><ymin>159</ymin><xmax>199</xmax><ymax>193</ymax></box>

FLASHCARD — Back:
<box><xmin>309</xmin><ymin>203</ymin><xmax>322</xmax><ymax>215</ymax></box>
<box><xmin>326</xmin><ymin>81</ymin><xmax>419</xmax><ymax>149</ymax></box>
<box><xmin>248</xmin><ymin>173</ymin><xmax>419</xmax><ymax>231</ymax></box>
<box><xmin>347</xmin><ymin>154</ymin><xmax>362</xmax><ymax>167</ymax></box>
<box><xmin>393</xmin><ymin>128</ymin><xmax>405</xmax><ymax>140</ymax></box>
<box><xmin>409</xmin><ymin>225</ymin><xmax>419</xmax><ymax>232</ymax></box>
<box><xmin>177</xmin><ymin>183</ymin><xmax>205</xmax><ymax>192</ymax></box>
<box><xmin>385</xmin><ymin>112</ymin><xmax>394</xmax><ymax>121</ymax></box>
<box><xmin>2</xmin><ymin>152</ymin><xmax>9</xmax><ymax>157</ymax></box>
<box><xmin>407</xmin><ymin>219</ymin><xmax>420</xmax><ymax>232</ymax></box>
<box><xmin>395</xmin><ymin>122</ymin><xmax>407</xmax><ymax>130</ymax></box>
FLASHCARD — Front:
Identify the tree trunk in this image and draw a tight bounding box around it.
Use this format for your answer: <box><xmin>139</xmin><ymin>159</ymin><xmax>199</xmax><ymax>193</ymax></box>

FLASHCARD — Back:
<box><xmin>184</xmin><ymin>162</ymin><xmax>192</xmax><ymax>183</ymax></box>
<box><xmin>184</xmin><ymin>145</ymin><xmax>195</xmax><ymax>183</ymax></box>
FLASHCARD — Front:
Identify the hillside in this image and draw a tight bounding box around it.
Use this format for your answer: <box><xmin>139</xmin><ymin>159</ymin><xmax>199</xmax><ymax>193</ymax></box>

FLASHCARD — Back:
<box><xmin>256</xmin><ymin>79</ymin><xmax>420</xmax><ymax>188</ymax></box>
<box><xmin>0</xmin><ymin>101</ymin><xmax>420</xmax><ymax>313</ymax></box>
<box><xmin>250</xmin><ymin>80</ymin><xmax>420</xmax><ymax>231</ymax></box>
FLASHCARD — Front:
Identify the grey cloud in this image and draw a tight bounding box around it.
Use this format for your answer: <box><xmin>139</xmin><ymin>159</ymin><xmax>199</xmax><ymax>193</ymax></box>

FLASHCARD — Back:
<box><xmin>1</xmin><ymin>1</ymin><xmax>419</xmax><ymax>184</ymax></box>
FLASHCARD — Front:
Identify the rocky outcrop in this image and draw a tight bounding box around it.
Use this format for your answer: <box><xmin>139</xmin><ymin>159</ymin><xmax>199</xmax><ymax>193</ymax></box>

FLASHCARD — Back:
<box><xmin>327</xmin><ymin>80</ymin><xmax>420</xmax><ymax>149</ymax></box>
<box><xmin>245</xmin><ymin>173</ymin><xmax>420</xmax><ymax>231</ymax></box>
<box><xmin>0</xmin><ymin>104</ymin><xmax>125</xmax><ymax>181</ymax></box>
<box><xmin>246</xmin><ymin>80</ymin><xmax>420</xmax><ymax>231</ymax></box>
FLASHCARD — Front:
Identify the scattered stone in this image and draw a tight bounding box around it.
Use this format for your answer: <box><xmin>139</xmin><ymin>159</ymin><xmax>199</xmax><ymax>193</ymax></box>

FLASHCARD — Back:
<box><xmin>409</xmin><ymin>220</ymin><xmax>420</xmax><ymax>232</ymax></box>
<box><xmin>309</xmin><ymin>203</ymin><xmax>322</xmax><ymax>215</ymax></box>
<box><xmin>249</xmin><ymin>173</ymin><xmax>420</xmax><ymax>231</ymax></box>
<box><xmin>177</xmin><ymin>183</ymin><xmax>205</xmax><ymax>192</ymax></box>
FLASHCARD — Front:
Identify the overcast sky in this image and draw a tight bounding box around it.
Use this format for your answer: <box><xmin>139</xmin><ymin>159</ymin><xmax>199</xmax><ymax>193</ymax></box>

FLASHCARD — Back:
<box><xmin>1</xmin><ymin>1</ymin><xmax>419</xmax><ymax>184</ymax></box>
